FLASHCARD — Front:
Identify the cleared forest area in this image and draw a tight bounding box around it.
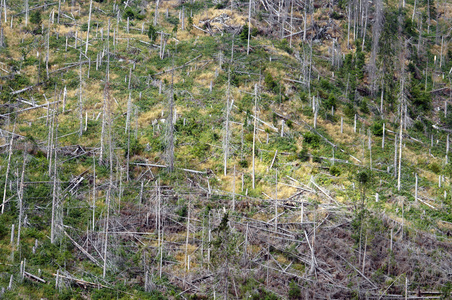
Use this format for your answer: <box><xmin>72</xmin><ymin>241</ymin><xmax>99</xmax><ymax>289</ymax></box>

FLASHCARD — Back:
<box><xmin>0</xmin><ymin>0</ymin><xmax>451</xmax><ymax>298</ymax></box>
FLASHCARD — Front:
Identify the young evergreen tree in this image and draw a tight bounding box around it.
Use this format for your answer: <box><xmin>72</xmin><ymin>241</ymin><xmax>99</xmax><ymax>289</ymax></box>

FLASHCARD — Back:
<box><xmin>148</xmin><ymin>24</ymin><xmax>157</xmax><ymax>41</ymax></box>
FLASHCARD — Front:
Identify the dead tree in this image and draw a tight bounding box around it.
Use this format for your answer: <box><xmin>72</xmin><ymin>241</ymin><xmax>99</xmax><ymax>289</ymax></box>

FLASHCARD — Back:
<box><xmin>85</xmin><ymin>0</ymin><xmax>93</xmax><ymax>55</ymax></box>
<box><xmin>126</xmin><ymin>92</ymin><xmax>132</xmax><ymax>181</ymax></box>
<box><xmin>79</xmin><ymin>52</ymin><xmax>84</xmax><ymax>137</ymax></box>
<box><xmin>1</xmin><ymin>128</ymin><xmax>14</xmax><ymax>214</ymax></box>
<box><xmin>246</xmin><ymin>0</ymin><xmax>252</xmax><ymax>55</ymax></box>
<box><xmin>252</xmin><ymin>84</ymin><xmax>257</xmax><ymax>189</ymax></box>
<box><xmin>50</xmin><ymin>102</ymin><xmax>60</xmax><ymax>244</ymax></box>
<box><xmin>154</xmin><ymin>0</ymin><xmax>159</xmax><ymax>26</ymax></box>
<box><xmin>16</xmin><ymin>152</ymin><xmax>26</xmax><ymax>248</ymax></box>
<box><xmin>368</xmin><ymin>0</ymin><xmax>383</xmax><ymax>95</ymax></box>
<box><xmin>102</xmin><ymin>79</ymin><xmax>113</xmax><ymax>279</ymax></box>
<box><xmin>223</xmin><ymin>69</ymin><xmax>231</xmax><ymax>176</ymax></box>
<box><xmin>25</xmin><ymin>0</ymin><xmax>28</xmax><ymax>26</ymax></box>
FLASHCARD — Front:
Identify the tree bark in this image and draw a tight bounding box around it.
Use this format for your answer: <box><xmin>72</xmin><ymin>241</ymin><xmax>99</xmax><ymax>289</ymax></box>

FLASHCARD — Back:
<box><xmin>1</xmin><ymin>128</ymin><xmax>14</xmax><ymax>214</ymax></box>
<box><xmin>85</xmin><ymin>0</ymin><xmax>93</xmax><ymax>55</ymax></box>
<box><xmin>252</xmin><ymin>84</ymin><xmax>257</xmax><ymax>189</ymax></box>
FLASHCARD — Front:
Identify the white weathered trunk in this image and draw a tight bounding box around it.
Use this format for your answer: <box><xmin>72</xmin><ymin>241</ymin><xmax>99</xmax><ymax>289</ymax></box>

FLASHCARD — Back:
<box><xmin>85</xmin><ymin>0</ymin><xmax>93</xmax><ymax>55</ymax></box>
<box><xmin>1</xmin><ymin>132</ymin><xmax>14</xmax><ymax>214</ymax></box>
<box><xmin>252</xmin><ymin>84</ymin><xmax>257</xmax><ymax>189</ymax></box>
<box><xmin>246</xmin><ymin>0</ymin><xmax>252</xmax><ymax>55</ymax></box>
<box><xmin>397</xmin><ymin>119</ymin><xmax>403</xmax><ymax>191</ymax></box>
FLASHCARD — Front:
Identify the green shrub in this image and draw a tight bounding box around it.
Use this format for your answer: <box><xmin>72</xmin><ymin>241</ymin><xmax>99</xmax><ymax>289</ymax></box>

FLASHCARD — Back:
<box><xmin>251</xmin><ymin>289</ymin><xmax>279</xmax><ymax>300</ymax></box>
<box><xmin>329</xmin><ymin>165</ymin><xmax>341</xmax><ymax>177</ymax></box>
<box><xmin>167</xmin><ymin>15</ymin><xmax>179</xmax><ymax>26</ymax></box>
<box><xmin>359</xmin><ymin>99</ymin><xmax>369</xmax><ymax>114</ymax></box>
<box><xmin>122</xmin><ymin>137</ymin><xmax>144</xmax><ymax>158</ymax></box>
<box><xmin>30</xmin><ymin>10</ymin><xmax>41</xmax><ymax>25</ymax></box>
<box><xmin>323</xmin><ymin>93</ymin><xmax>337</xmax><ymax>110</ymax></box>
<box><xmin>319</xmin><ymin>79</ymin><xmax>333</xmax><ymax>90</ymax></box>
<box><xmin>215</xmin><ymin>2</ymin><xmax>226</xmax><ymax>9</ymax></box>
<box><xmin>299</xmin><ymin>91</ymin><xmax>308</xmax><ymax>102</ymax></box>
<box><xmin>273</xmin><ymin>136</ymin><xmax>297</xmax><ymax>152</ymax></box>
<box><xmin>278</xmin><ymin>38</ymin><xmax>292</xmax><ymax>54</ymax></box>
<box><xmin>413</xmin><ymin>120</ymin><xmax>424</xmax><ymax>132</ymax></box>
<box><xmin>330</xmin><ymin>11</ymin><xmax>344</xmax><ymax>19</ymax></box>
<box><xmin>80</xmin><ymin>23</ymin><xmax>89</xmax><ymax>31</ymax></box>
<box><xmin>303</xmin><ymin>132</ymin><xmax>320</xmax><ymax>148</ymax></box>
<box><xmin>298</xmin><ymin>149</ymin><xmax>310</xmax><ymax>162</ymax></box>
<box><xmin>371</xmin><ymin>120</ymin><xmax>384</xmax><ymax>136</ymax></box>
<box><xmin>240</xmin><ymin>24</ymin><xmax>249</xmax><ymax>41</ymax></box>
<box><xmin>265</xmin><ymin>73</ymin><xmax>277</xmax><ymax>92</ymax></box>
<box><xmin>239</xmin><ymin>159</ymin><xmax>249</xmax><ymax>168</ymax></box>
<box><xmin>344</xmin><ymin>103</ymin><xmax>356</xmax><ymax>119</ymax></box>
<box><xmin>429</xmin><ymin>162</ymin><xmax>441</xmax><ymax>174</ymax></box>
<box><xmin>123</xmin><ymin>7</ymin><xmax>136</xmax><ymax>20</ymax></box>
<box><xmin>357</xmin><ymin>170</ymin><xmax>369</xmax><ymax>185</ymax></box>
<box><xmin>313</xmin><ymin>155</ymin><xmax>322</xmax><ymax>163</ymax></box>
<box><xmin>409</xmin><ymin>84</ymin><xmax>431</xmax><ymax>114</ymax></box>
<box><xmin>187</xmin><ymin>16</ymin><xmax>193</xmax><ymax>31</ymax></box>
<box><xmin>0</xmin><ymin>217</ymin><xmax>8</xmax><ymax>239</ymax></box>
<box><xmin>176</xmin><ymin>205</ymin><xmax>188</xmax><ymax>221</ymax></box>
<box><xmin>288</xmin><ymin>280</ymin><xmax>301</xmax><ymax>299</ymax></box>
<box><xmin>148</xmin><ymin>24</ymin><xmax>157</xmax><ymax>41</ymax></box>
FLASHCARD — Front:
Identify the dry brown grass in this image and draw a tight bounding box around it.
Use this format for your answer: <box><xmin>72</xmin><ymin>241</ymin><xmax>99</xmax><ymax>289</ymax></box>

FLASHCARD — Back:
<box><xmin>138</xmin><ymin>104</ymin><xmax>165</xmax><ymax>125</ymax></box>
<box><xmin>195</xmin><ymin>70</ymin><xmax>216</xmax><ymax>87</ymax></box>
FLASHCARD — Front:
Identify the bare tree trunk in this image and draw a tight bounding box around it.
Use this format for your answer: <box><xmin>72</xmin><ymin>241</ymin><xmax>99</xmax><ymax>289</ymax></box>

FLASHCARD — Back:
<box><xmin>274</xmin><ymin>169</ymin><xmax>278</xmax><ymax>231</ymax></box>
<box><xmin>303</xmin><ymin>4</ymin><xmax>306</xmax><ymax>41</ymax></box>
<box><xmin>85</xmin><ymin>0</ymin><xmax>93</xmax><ymax>55</ymax></box>
<box><xmin>397</xmin><ymin>118</ymin><xmax>403</xmax><ymax>191</ymax></box>
<box><xmin>380</xmin><ymin>84</ymin><xmax>384</xmax><ymax>115</ymax></box>
<box><xmin>126</xmin><ymin>92</ymin><xmax>132</xmax><ymax>181</ymax></box>
<box><xmin>154</xmin><ymin>0</ymin><xmax>159</xmax><ymax>26</ymax></box>
<box><xmin>246</xmin><ymin>0</ymin><xmax>252</xmax><ymax>55</ymax></box>
<box><xmin>252</xmin><ymin>84</ymin><xmax>257</xmax><ymax>189</ymax></box>
<box><xmin>347</xmin><ymin>4</ymin><xmax>351</xmax><ymax>49</ymax></box>
<box><xmin>361</xmin><ymin>0</ymin><xmax>369</xmax><ymax>51</ymax></box>
<box><xmin>289</xmin><ymin>0</ymin><xmax>293</xmax><ymax>47</ymax></box>
<box><xmin>102</xmin><ymin>86</ymin><xmax>113</xmax><ymax>279</ymax></box>
<box><xmin>2</xmin><ymin>129</ymin><xmax>14</xmax><ymax>214</ymax></box>
<box><xmin>415</xmin><ymin>173</ymin><xmax>418</xmax><ymax>203</ymax></box>
<box><xmin>50</xmin><ymin>102</ymin><xmax>59</xmax><ymax>243</ymax></box>
<box><xmin>184</xmin><ymin>199</ymin><xmax>191</xmax><ymax>284</ymax></box>
<box><xmin>46</xmin><ymin>32</ymin><xmax>50</xmax><ymax>79</ymax></box>
<box><xmin>394</xmin><ymin>134</ymin><xmax>398</xmax><ymax>177</ymax></box>
<box><xmin>79</xmin><ymin>52</ymin><xmax>83</xmax><ymax>137</ymax></box>
<box><xmin>181</xmin><ymin>6</ymin><xmax>185</xmax><ymax>30</ymax></box>
<box><xmin>102</xmin><ymin>19</ymin><xmax>112</xmax><ymax>279</ymax></box>
<box><xmin>25</xmin><ymin>0</ymin><xmax>28</xmax><ymax>26</ymax></box>
<box><xmin>92</xmin><ymin>156</ymin><xmax>96</xmax><ymax>231</ymax></box>
<box><xmin>232</xmin><ymin>165</ymin><xmax>236</xmax><ymax>211</ymax></box>
<box><xmin>167</xmin><ymin>60</ymin><xmax>175</xmax><ymax>172</ymax></box>
<box><xmin>223</xmin><ymin>70</ymin><xmax>231</xmax><ymax>176</ymax></box>
<box><xmin>16</xmin><ymin>152</ymin><xmax>26</xmax><ymax>247</ymax></box>
<box><xmin>367</xmin><ymin>129</ymin><xmax>371</xmax><ymax>171</ymax></box>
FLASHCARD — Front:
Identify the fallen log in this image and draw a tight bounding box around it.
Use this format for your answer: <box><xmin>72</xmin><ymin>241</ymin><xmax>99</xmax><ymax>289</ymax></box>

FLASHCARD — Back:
<box><xmin>0</xmin><ymin>101</ymin><xmax>60</xmax><ymax>118</ymax></box>
<box><xmin>24</xmin><ymin>271</ymin><xmax>46</xmax><ymax>283</ymax></box>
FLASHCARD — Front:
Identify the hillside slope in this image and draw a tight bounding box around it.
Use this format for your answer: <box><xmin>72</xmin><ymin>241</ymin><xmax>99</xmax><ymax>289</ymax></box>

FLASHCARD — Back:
<box><xmin>0</xmin><ymin>0</ymin><xmax>451</xmax><ymax>298</ymax></box>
